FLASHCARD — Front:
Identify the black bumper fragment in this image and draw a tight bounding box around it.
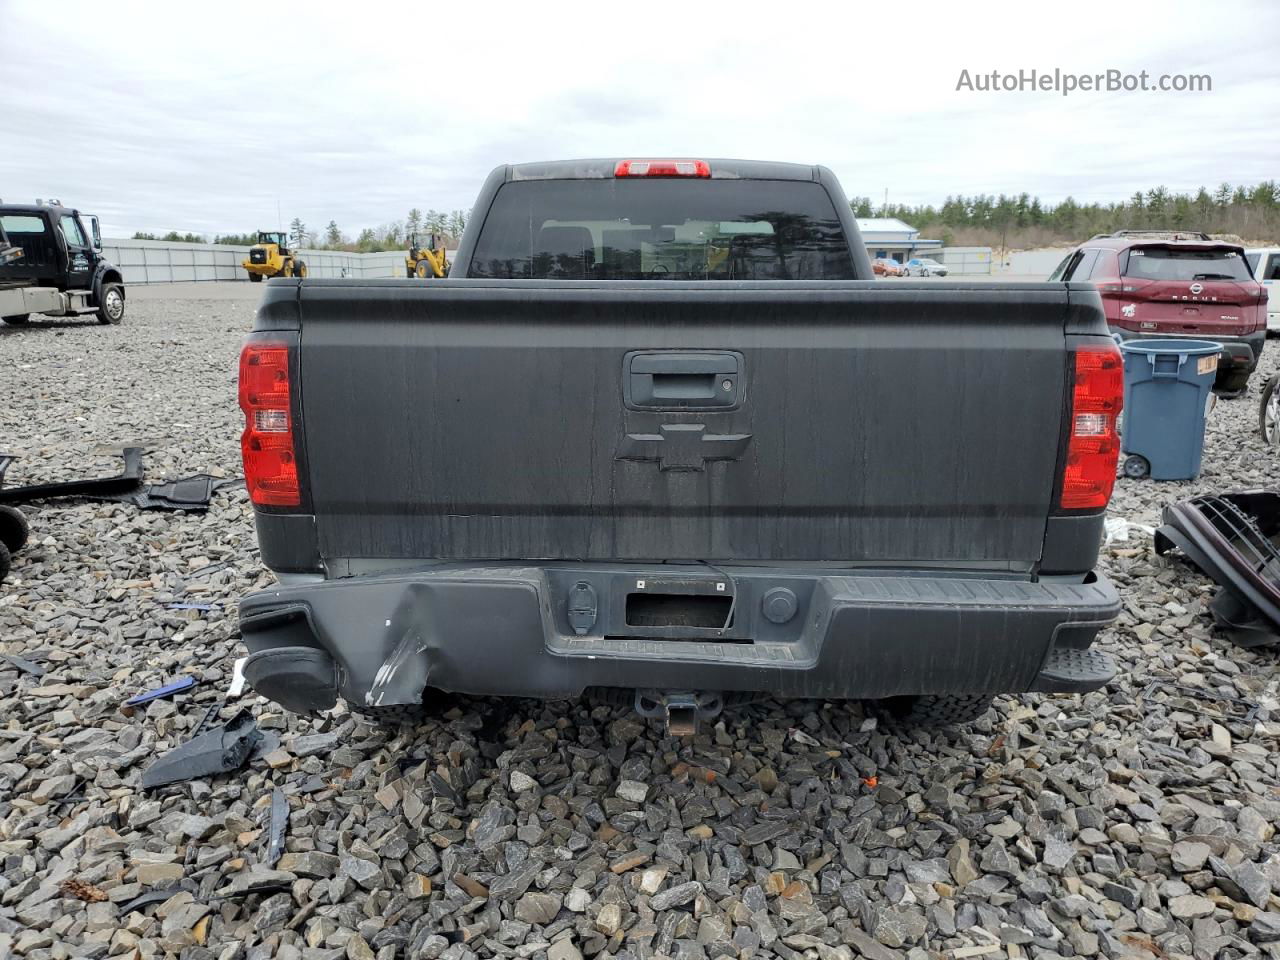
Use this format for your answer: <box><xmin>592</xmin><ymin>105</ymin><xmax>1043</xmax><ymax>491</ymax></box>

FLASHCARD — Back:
<box><xmin>1156</xmin><ymin>490</ymin><xmax>1280</xmax><ymax>647</ymax></box>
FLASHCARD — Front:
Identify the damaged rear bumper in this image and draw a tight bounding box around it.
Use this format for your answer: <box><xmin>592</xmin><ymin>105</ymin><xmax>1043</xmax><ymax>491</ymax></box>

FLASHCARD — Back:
<box><xmin>237</xmin><ymin>564</ymin><xmax>1121</xmax><ymax>714</ymax></box>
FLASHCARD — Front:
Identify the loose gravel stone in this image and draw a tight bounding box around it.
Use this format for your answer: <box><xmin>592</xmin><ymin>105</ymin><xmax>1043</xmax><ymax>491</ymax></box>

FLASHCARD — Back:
<box><xmin>615</xmin><ymin>779</ymin><xmax>649</xmax><ymax>803</ymax></box>
<box><xmin>639</xmin><ymin>866</ymin><xmax>668</xmax><ymax>894</ymax></box>
<box><xmin>650</xmin><ymin>881</ymin><xmax>702</xmax><ymax>910</ymax></box>
<box><xmin>1172</xmin><ymin>840</ymin><xmax>1212</xmax><ymax>872</ymax></box>
<box><xmin>514</xmin><ymin>891</ymin><xmax>562</xmax><ymax>924</ymax></box>
<box><xmin>1253</xmin><ymin>913</ymin><xmax>1280</xmax><ymax>943</ymax></box>
<box><xmin>278</xmin><ymin>851</ymin><xmax>339</xmax><ymax>879</ymax></box>
<box><xmin>1169</xmin><ymin>894</ymin><xmax>1216</xmax><ymax>919</ymax></box>
<box><xmin>290</xmin><ymin>732</ymin><xmax>339</xmax><ymax>757</ymax></box>
<box><xmin>509</xmin><ymin>770</ymin><xmax>537</xmax><ymax>793</ymax></box>
<box><xmin>547</xmin><ymin>940</ymin><xmax>582</xmax><ymax>960</ymax></box>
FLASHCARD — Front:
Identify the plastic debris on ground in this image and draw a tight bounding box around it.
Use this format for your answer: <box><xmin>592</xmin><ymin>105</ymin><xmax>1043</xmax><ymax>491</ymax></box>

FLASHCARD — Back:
<box><xmin>123</xmin><ymin>675</ymin><xmax>198</xmax><ymax>707</ymax></box>
<box><xmin>266</xmin><ymin>787</ymin><xmax>288</xmax><ymax>866</ymax></box>
<box><xmin>0</xmin><ymin>653</ymin><xmax>45</xmax><ymax>676</ymax></box>
<box><xmin>0</xmin><ymin>447</ymin><xmax>235</xmax><ymax>511</ymax></box>
<box><xmin>1156</xmin><ymin>490</ymin><xmax>1280</xmax><ymax>647</ymax></box>
<box><xmin>140</xmin><ymin>711</ymin><xmax>263</xmax><ymax>789</ymax></box>
<box><xmin>227</xmin><ymin>656</ymin><xmax>247</xmax><ymax>697</ymax></box>
<box><xmin>1104</xmin><ymin>516</ymin><xmax>1157</xmax><ymax>544</ymax></box>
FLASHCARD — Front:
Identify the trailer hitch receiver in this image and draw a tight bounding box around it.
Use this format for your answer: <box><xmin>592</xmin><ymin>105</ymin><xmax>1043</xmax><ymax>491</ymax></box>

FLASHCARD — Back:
<box><xmin>634</xmin><ymin>689</ymin><xmax>724</xmax><ymax>736</ymax></box>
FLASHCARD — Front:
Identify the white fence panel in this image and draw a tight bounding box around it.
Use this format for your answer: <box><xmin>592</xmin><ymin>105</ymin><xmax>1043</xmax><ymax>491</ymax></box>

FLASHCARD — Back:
<box><xmin>936</xmin><ymin>247</ymin><xmax>993</xmax><ymax>275</ymax></box>
<box><xmin>170</xmin><ymin>246</ymin><xmax>196</xmax><ymax>282</ymax></box>
<box><xmin>357</xmin><ymin>253</ymin><xmax>407</xmax><ymax>278</ymax></box>
<box><xmin>1005</xmin><ymin>248</ymin><xmax>1073</xmax><ymax>278</ymax></box>
<box><xmin>107</xmin><ymin>242</ymin><xmax>150</xmax><ymax>284</ymax></box>
<box><xmin>100</xmin><ymin>239</ymin><xmax>457</xmax><ymax>283</ymax></box>
<box><xmin>215</xmin><ymin>249</ymin><xmax>241</xmax><ymax>280</ymax></box>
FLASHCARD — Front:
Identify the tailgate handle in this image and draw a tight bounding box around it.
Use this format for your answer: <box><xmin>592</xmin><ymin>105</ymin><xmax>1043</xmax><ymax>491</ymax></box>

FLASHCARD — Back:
<box><xmin>626</xmin><ymin>351</ymin><xmax>742</xmax><ymax>409</ymax></box>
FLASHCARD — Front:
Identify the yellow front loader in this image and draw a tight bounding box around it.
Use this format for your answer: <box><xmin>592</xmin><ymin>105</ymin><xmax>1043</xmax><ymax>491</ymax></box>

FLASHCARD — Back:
<box><xmin>406</xmin><ymin>232</ymin><xmax>449</xmax><ymax>279</ymax></box>
<box><xmin>243</xmin><ymin>231</ymin><xmax>308</xmax><ymax>282</ymax></box>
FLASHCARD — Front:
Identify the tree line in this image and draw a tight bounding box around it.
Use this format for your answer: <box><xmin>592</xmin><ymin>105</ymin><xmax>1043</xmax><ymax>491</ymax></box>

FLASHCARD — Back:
<box><xmin>127</xmin><ymin>181</ymin><xmax>1280</xmax><ymax>253</ymax></box>
<box><xmin>132</xmin><ymin>207</ymin><xmax>470</xmax><ymax>252</ymax></box>
<box><xmin>851</xmin><ymin>181</ymin><xmax>1280</xmax><ymax>250</ymax></box>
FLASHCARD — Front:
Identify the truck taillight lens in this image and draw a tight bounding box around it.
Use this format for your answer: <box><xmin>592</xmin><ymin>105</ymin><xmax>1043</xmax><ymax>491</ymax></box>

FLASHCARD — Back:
<box><xmin>614</xmin><ymin>159</ymin><xmax>711</xmax><ymax>178</ymax></box>
<box><xmin>1060</xmin><ymin>344</ymin><xmax>1124</xmax><ymax>510</ymax></box>
<box><xmin>239</xmin><ymin>342</ymin><xmax>300</xmax><ymax>507</ymax></box>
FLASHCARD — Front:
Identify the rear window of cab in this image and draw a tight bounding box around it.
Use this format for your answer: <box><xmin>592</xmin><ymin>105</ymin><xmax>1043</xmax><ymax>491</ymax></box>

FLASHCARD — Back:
<box><xmin>468</xmin><ymin>179</ymin><xmax>856</xmax><ymax>281</ymax></box>
<box><xmin>1</xmin><ymin>215</ymin><xmax>47</xmax><ymax>234</ymax></box>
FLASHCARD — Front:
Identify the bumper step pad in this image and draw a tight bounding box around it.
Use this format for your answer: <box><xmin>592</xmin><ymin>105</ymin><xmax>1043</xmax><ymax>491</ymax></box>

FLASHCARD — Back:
<box><xmin>1032</xmin><ymin>646</ymin><xmax>1117</xmax><ymax>693</ymax></box>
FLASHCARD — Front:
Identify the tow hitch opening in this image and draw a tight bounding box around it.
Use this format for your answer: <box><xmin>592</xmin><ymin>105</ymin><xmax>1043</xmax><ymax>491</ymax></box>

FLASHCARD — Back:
<box><xmin>634</xmin><ymin>689</ymin><xmax>725</xmax><ymax>735</ymax></box>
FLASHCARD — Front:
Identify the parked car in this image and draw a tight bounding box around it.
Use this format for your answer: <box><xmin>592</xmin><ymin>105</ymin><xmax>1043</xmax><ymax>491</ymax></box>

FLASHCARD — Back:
<box><xmin>1050</xmin><ymin>230</ymin><xmax>1268</xmax><ymax>395</ymax></box>
<box><xmin>871</xmin><ymin>257</ymin><xmax>904</xmax><ymax>277</ymax></box>
<box><xmin>904</xmin><ymin>257</ymin><xmax>948</xmax><ymax>277</ymax></box>
<box><xmin>1245</xmin><ymin>247</ymin><xmax>1280</xmax><ymax>335</ymax></box>
<box><xmin>237</xmin><ymin>157</ymin><xmax>1122</xmax><ymax>734</ymax></box>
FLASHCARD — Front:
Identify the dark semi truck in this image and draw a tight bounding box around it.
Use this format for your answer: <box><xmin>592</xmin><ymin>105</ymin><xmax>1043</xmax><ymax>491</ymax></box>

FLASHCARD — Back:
<box><xmin>0</xmin><ymin>202</ymin><xmax>126</xmax><ymax>326</ymax></box>
<box><xmin>237</xmin><ymin>158</ymin><xmax>1124</xmax><ymax>732</ymax></box>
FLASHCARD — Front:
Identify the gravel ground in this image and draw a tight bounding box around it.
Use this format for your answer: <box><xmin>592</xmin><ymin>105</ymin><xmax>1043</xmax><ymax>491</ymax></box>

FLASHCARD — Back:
<box><xmin>2</xmin><ymin>290</ymin><xmax>1279</xmax><ymax>960</ymax></box>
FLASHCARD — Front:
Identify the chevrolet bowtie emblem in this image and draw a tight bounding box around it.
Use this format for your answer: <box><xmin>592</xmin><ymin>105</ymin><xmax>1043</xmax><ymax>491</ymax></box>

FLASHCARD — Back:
<box><xmin>618</xmin><ymin>424</ymin><xmax>752</xmax><ymax>471</ymax></box>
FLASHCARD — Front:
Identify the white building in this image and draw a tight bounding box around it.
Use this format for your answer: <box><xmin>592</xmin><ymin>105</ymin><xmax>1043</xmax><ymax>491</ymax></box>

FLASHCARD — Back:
<box><xmin>855</xmin><ymin>218</ymin><xmax>942</xmax><ymax>263</ymax></box>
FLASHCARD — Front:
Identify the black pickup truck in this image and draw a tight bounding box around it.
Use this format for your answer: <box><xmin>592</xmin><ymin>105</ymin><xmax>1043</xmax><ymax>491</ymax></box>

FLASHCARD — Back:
<box><xmin>237</xmin><ymin>158</ymin><xmax>1123</xmax><ymax>732</ymax></box>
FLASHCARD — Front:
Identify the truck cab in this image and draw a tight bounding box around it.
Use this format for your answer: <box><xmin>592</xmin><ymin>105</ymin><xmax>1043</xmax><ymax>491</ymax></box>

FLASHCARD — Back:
<box><xmin>0</xmin><ymin>201</ymin><xmax>126</xmax><ymax>325</ymax></box>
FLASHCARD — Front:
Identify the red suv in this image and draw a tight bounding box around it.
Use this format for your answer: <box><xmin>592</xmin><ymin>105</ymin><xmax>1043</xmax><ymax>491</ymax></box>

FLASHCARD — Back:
<box><xmin>1050</xmin><ymin>231</ymin><xmax>1268</xmax><ymax>395</ymax></box>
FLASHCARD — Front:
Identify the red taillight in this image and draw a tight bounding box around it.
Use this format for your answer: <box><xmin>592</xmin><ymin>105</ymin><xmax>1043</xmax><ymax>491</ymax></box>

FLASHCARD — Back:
<box><xmin>1097</xmin><ymin>280</ymin><xmax>1152</xmax><ymax>298</ymax></box>
<box><xmin>1059</xmin><ymin>344</ymin><xmax>1124</xmax><ymax>510</ymax></box>
<box><xmin>614</xmin><ymin>159</ymin><xmax>710</xmax><ymax>178</ymax></box>
<box><xmin>239</xmin><ymin>342</ymin><xmax>300</xmax><ymax>507</ymax></box>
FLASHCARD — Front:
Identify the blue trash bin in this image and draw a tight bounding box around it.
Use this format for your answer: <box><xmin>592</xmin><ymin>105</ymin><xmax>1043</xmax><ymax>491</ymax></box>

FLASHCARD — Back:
<box><xmin>1118</xmin><ymin>338</ymin><xmax>1221</xmax><ymax>480</ymax></box>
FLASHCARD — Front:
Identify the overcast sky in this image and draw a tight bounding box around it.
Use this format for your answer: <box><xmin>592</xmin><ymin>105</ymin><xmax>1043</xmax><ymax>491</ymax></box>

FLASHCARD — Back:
<box><xmin>2</xmin><ymin>0</ymin><xmax>1277</xmax><ymax>238</ymax></box>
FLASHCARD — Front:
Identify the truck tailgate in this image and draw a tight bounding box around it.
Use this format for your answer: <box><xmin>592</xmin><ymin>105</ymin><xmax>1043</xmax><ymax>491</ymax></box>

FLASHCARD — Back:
<box><xmin>295</xmin><ymin>280</ymin><xmax>1075</xmax><ymax>565</ymax></box>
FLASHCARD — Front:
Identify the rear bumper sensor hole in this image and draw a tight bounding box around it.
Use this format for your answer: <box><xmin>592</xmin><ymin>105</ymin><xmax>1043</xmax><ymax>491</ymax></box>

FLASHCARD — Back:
<box><xmin>625</xmin><ymin>592</ymin><xmax>732</xmax><ymax>629</ymax></box>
